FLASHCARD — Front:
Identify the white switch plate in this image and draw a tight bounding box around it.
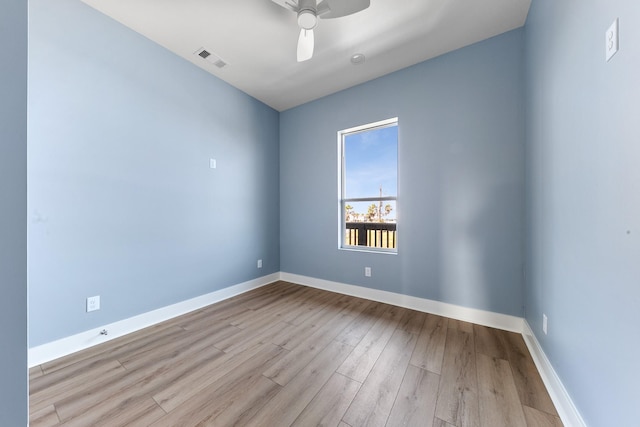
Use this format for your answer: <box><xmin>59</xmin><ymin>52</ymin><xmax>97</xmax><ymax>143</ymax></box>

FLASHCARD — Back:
<box><xmin>87</xmin><ymin>295</ymin><xmax>100</xmax><ymax>312</ymax></box>
<box><xmin>606</xmin><ymin>18</ymin><xmax>619</xmax><ymax>62</ymax></box>
<box><xmin>542</xmin><ymin>313</ymin><xmax>548</xmax><ymax>335</ymax></box>
<box><xmin>209</xmin><ymin>158</ymin><xmax>217</xmax><ymax>169</ymax></box>
<box><xmin>364</xmin><ymin>267</ymin><xmax>371</xmax><ymax>277</ymax></box>
<box><xmin>257</xmin><ymin>259</ymin><xmax>262</xmax><ymax>268</ymax></box>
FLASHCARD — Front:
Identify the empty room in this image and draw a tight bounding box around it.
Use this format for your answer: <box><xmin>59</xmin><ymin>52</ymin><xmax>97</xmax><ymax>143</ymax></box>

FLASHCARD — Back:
<box><xmin>1</xmin><ymin>0</ymin><xmax>638</xmax><ymax>426</ymax></box>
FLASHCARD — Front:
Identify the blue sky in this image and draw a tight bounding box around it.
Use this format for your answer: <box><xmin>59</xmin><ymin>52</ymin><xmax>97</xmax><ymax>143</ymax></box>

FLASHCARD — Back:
<box><xmin>344</xmin><ymin>124</ymin><xmax>398</xmax><ymax>200</ymax></box>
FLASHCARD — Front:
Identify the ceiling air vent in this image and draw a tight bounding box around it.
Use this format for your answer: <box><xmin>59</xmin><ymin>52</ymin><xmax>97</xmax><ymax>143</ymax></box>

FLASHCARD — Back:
<box><xmin>194</xmin><ymin>47</ymin><xmax>227</xmax><ymax>68</ymax></box>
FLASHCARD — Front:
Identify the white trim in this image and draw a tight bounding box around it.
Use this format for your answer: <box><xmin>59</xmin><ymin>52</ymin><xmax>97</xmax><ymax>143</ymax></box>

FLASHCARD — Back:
<box><xmin>340</xmin><ymin>116</ymin><xmax>398</xmax><ymax>135</ymax></box>
<box><xmin>28</xmin><ymin>270</ymin><xmax>585</xmax><ymax>427</ymax></box>
<box><xmin>338</xmin><ymin>117</ymin><xmax>399</xmax><ymax>254</ymax></box>
<box><xmin>522</xmin><ymin>321</ymin><xmax>587</xmax><ymax>427</ymax></box>
<box><xmin>281</xmin><ymin>272</ymin><xmax>585</xmax><ymax>426</ymax></box>
<box><xmin>279</xmin><ymin>272</ymin><xmax>524</xmax><ymax>333</ymax></box>
<box><xmin>28</xmin><ymin>273</ymin><xmax>279</xmax><ymax>367</ymax></box>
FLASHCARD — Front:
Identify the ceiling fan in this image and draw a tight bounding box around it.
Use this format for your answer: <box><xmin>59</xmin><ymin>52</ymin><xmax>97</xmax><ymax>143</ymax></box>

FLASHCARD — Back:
<box><xmin>271</xmin><ymin>0</ymin><xmax>371</xmax><ymax>62</ymax></box>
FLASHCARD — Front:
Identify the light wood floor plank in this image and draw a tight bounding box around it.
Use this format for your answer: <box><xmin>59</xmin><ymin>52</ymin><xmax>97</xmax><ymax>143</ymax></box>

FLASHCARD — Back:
<box><xmin>40</xmin><ymin>282</ymin><xmax>288</xmax><ymax>374</ymax></box>
<box><xmin>523</xmin><ymin>405</ymin><xmax>564</xmax><ymax>427</ymax></box>
<box><xmin>284</xmin><ymin>287</ymin><xmax>355</xmax><ymax>322</ymax></box>
<box><xmin>282</xmin><ymin>288</ymin><xmax>344</xmax><ymax>326</ymax></box>
<box><xmin>54</xmin><ymin>334</ymin><xmax>227</xmax><ymax>422</ymax></box>
<box><xmin>226</xmin><ymin>285</ymin><xmax>304</xmax><ymax>329</ymax></box>
<box><xmin>449</xmin><ymin>319</ymin><xmax>475</xmax><ymax>334</ymax></box>
<box><xmin>214</xmin><ymin>317</ymin><xmax>292</xmax><ymax>354</ymax></box>
<box><xmin>152</xmin><ymin>375</ymin><xmax>279</xmax><ymax>426</ymax></box>
<box><xmin>62</xmin><ymin>397</ymin><xmax>166</xmax><ymax>427</ymax></box>
<box><xmin>410</xmin><ymin>313</ymin><xmax>448</xmax><ymax>374</ymax></box>
<box><xmin>291</xmin><ymin>372</ymin><xmax>361</xmax><ymax>427</ymax></box>
<box><xmin>39</xmin><ymin>323</ymin><xmax>184</xmax><ymax>375</ymax></box>
<box><xmin>31</xmin><ymin>357</ymin><xmax>123</xmax><ymax>396</ymax></box>
<box><xmin>386</xmin><ymin>364</ymin><xmax>440</xmax><ymax>427</ymax></box>
<box><xmin>342</xmin><ymin>329</ymin><xmax>418</xmax><ymax>427</ymax></box>
<box><xmin>173</xmin><ymin>284</ymin><xmax>291</xmax><ymax>331</ymax></box>
<box><xmin>176</xmin><ymin>282</ymin><xmax>296</xmax><ymax>331</ymax></box>
<box><xmin>502</xmin><ymin>331</ymin><xmax>558</xmax><ymax>415</ymax></box>
<box><xmin>263</xmin><ymin>295</ymin><xmax>370</xmax><ymax>386</ymax></box>
<box><xmin>474</xmin><ymin>324</ymin><xmax>509</xmax><ymax>360</ymax></box>
<box><xmin>171</xmin><ymin>306</ymin><xmax>248</xmax><ymax>332</ymax></box>
<box><xmin>271</xmin><ymin>293</ymin><xmax>350</xmax><ymax>351</ymax></box>
<box><xmin>29</xmin><ymin>405</ymin><xmax>59</xmax><ymax>427</ymax></box>
<box><xmin>397</xmin><ymin>309</ymin><xmax>427</xmax><ymax>335</ymax></box>
<box><xmin>148</xmin><ymin>344</ymin><xmax>285</xmax><ymax>426</ymax></box>
<box><xmin>118</xmin><ymin>322</ymin><xmax>237</xmax><ymax>370</ymax></box>
<box><xmin>434</xmin><ymin>328</ymin><xmax>480</xmax><ymax>427</ymax></box>
<box><xmin>334</xmin><ymin>300</ymin><xmax>388</xmax><ymax>346</ymax></box>
<box><xmin>152</xmin><ymin>341</ymin><xmax>281</xmax><ymax>413</ymax></box>
<box><xmin>337</xmin><ymin>305</ymin><xmax>404</xmax><ymax>383</ymax></box>
<box><xmin>186</xmin><ymin>376</ymin><xmax>281</xmax><ymax>427</ymax></box>
<box><xmin>242</xmin><ymin>281</ymin><xmax>302</xmax><ymax>311</ymax></box>
<box><xmin>246</xmin><ymin>340</ymin><xmax>354</xmax><ymax>427</ymax></box>
<box><xmin>30</xmin><ymin>366</ymin><xmax>44</xmax><ymax>381</ymax></box>
<box><xmin>109</xmin><ymin>325</ymin><xmax>190</xmax><ymax>366</ymax></box>
<box><xmin>433</xmin><ymin>417</ymin><xmax>457</xmax><ymax>427</ymax></box>
<box><xmin>30</xmin><ymin>359</ymin><xmax>125</xmax><ymax>414</ymax></box>
<box><xmin>476</xmin><ymin>353</ymin><xmax>527</xmax><ymax>427</ymax></box>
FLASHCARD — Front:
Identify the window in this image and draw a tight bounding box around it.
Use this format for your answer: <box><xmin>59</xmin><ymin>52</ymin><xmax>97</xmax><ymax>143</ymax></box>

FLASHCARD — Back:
<box><xmin>339</xmin><ymin>118</ymin><xmax>398</xmax><ymax>252</ymax></box>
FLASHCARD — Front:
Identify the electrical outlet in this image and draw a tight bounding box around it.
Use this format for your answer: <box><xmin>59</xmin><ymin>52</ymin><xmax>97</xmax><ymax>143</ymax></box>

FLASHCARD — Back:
<box><xmin>364</xmin><ymin>267</ymin><xmax>371</xmax><ymax>277</ymax></box>
<box><xmin>543</xmin><ymin>313</ymin><xmax>548</xmax><ymax>335</ymax></box>
<box><xmin>87</xmin><ymin>295</ymin><xmax>100</xmax><ymax>312</ymax></box>
<box><xmin>257</xmin><ymin>259</ymin><xmax>262</xmax><ymax>268</ymax></box>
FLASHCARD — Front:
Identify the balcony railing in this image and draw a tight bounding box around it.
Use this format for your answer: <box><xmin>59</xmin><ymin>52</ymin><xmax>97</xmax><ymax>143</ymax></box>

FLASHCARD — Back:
<box><xmin>345</xmin><ymin>222</ymin><xmax>397</xmax><ymax>249</ymax></box>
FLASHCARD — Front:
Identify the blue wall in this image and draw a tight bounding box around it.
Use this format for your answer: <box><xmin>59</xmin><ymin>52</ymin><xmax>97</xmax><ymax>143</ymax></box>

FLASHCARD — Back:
<box><xmin>280</xmin><ymin>30</ymin><xmax>526</xmax><ymax>317</ymax></box>
<box><xmin>28</xmin><ymin>0</ymin><xmax>280</xmax><ymax>346</ymax></box>
<box><xmin>525</xmin><ymin>1</ymin><xmax>640</xmax><ymax>425</ymax></box>
<box><xmin>25</xmin><ymin>1</ymin><xmax>640</xmax><ymax>423</ymax></box>
<box><xmin>0</xmin><ymin>0</ymin><xmax>28</xmax><ymax>424</ymax></box>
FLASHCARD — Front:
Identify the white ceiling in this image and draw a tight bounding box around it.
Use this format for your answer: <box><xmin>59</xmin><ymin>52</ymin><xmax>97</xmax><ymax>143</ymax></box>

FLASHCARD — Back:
<box><xmin>81</xmin><ymin>0</ymin><xmax>531</xmax><ymax>111</ymax></box>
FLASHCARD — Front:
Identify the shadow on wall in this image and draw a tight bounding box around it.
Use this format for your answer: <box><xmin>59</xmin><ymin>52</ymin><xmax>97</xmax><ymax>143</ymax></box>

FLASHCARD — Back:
<box><xmin>437</xmin><ymin>143</ymin><xmax>521</xmax><ymax>315</ymax></box>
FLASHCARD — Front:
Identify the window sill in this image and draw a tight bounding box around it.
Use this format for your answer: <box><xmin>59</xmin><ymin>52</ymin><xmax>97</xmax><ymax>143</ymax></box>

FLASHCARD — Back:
<box><xmin>339</xmin><ymin>247</ymin><xmax>397</xmax><ymax>255</ymax></box>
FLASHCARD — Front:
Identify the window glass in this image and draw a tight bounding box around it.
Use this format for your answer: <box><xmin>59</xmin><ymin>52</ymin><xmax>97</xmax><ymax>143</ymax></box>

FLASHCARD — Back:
<box><xmin>340</xmin><ymin>118</ymin><xmax>398</xmax><ymax>252</ymax></box>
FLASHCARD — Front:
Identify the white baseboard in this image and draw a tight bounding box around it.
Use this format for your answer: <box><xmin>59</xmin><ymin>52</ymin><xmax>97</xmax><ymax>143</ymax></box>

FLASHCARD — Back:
<box><xmin>28</xmin><ymin>273</ymin><xmax>280</xmax><ymax>367</ymax></box>
<box><xmin>28</xmin><ymin>270</ymin><xmax>584</xmax><ymax>427</ymax></box>
<box><xmin>522</xmin><ymin>321</ymin><xmax>586</xmax><ymax>427</ymax></box>
<box><xmin>282</xmin><ymin>272</ymin><xmax>586</xmax><ymax>426</ymax></box>
<box><xmin>279</xmin><ymin>272</ymin><xmax>525</xmax><ymax>333</ymax></box>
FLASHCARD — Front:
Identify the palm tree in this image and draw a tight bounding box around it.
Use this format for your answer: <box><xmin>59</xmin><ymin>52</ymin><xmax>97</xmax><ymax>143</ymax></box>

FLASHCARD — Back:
<box><xmin>366</xmin><ymin>203</ymin><xmax>377</xmax><ymax>222</ymax></box>
<box><xmin>345</xmin><ymin>204</ymin><xmax>355</xmax><ymax>222</ymax></box>
<box><xmin>384</xmin><ymin>203</ymin><xmax>393</xmax><ymax>220</ymax></box>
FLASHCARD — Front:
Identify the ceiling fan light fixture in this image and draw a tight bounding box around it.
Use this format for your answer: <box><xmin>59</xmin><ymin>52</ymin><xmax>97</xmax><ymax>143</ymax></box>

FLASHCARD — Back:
<box><xmin>271</xmin><ymin>0</ymin><xmax>370</xmax><ymax>62</ymax></box>
<box><xmin>297</xmin><ymin>9</ymin><xmax>317</xmax><ymax>30</ymax></box>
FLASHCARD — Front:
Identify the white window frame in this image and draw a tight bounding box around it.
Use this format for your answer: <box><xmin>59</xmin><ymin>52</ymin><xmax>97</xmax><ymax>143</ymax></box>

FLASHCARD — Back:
<box><xmin>338</xmin><ymin>117</ymin><xmax>398</xmax><ymax>253</ymax></box>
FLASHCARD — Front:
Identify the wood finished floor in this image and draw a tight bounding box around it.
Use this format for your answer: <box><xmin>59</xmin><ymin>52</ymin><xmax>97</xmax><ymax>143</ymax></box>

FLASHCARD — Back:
<box><xmin>29</xmin><ymin>281</ymin><xmax>562</xmax><ymax>427</ymax></box>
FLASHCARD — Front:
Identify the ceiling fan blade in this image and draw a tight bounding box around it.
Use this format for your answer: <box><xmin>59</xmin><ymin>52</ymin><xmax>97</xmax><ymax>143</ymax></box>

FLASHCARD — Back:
<box><xmin>297</xmin><ymin>28</ymin><xmax>314</xmax><ymax>62</ymax></box>
<box><xmin>270</xmin><ymin>0</ymin><xmax>297</xmax><ymax>13</ymax></box>
<box><xmin>318</xmin><ymin>0</ymin><xmax>370</xmax><ymax>18</ymax></box>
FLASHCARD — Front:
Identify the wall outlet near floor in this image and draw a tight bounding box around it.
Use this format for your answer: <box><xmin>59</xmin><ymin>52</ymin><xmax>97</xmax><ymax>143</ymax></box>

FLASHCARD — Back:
<box><xmin>87</xmin><ymin>295</ymin><xmax>100</xmax><ymax>312</ymax></box>
<box><xmin>364</xmin><ymin>267</ymin><xmax>371</xmax><ymax>277</ymax></box>
<box><xmin>257</xmin><ymin>259</ymin><xmax>262</xmax><ymax>268</ymax></box>
<box><xmin>543</xmin><ymin>313</ymin><xmax>548</xmax><ymax>335</ymax></box>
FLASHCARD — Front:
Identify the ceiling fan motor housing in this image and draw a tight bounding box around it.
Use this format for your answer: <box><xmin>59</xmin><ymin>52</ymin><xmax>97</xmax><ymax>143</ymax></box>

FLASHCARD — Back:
<box><xmin>297</xmin><ymin>0</ymin><xmax>317</xmax><ymax>29</ymax></box>
<box><xmin>270</xmin><ymin>0</ymin><xmax>370</xmax><ymax>62</ymax></box>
